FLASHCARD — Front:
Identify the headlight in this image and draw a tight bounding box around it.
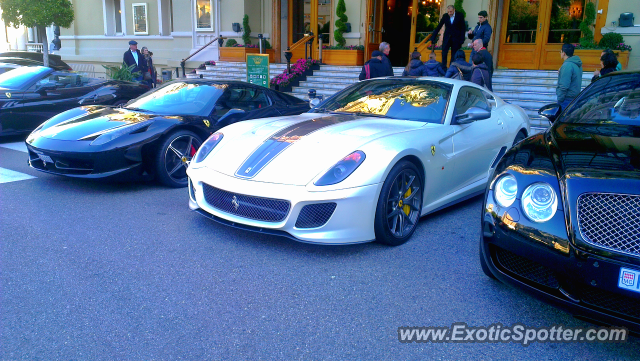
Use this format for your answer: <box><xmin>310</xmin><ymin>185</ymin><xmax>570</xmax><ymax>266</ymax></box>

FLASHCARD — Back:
<box><xmin>89</xmin><ymin>119</ymin><xmax>154</xmax><ymax>146</ymax></box>
<box><xmin>522</xmin><ymin>182</ymin><xmax>558</xmax><ymax>222</ymax></box>
<box><xmin>493</xmin><ymin>174</ymin><xmax>517</xmax><ymax>207</ymax></box>
<box><xmin>314</xmin><ymin>151</ymin><xmax>365</xmax><ymax>186</ymax></box>
<box><xmin>194</xmin><ymin>132</ymin><xmax>223</xmax><ymax>163</ymax></box>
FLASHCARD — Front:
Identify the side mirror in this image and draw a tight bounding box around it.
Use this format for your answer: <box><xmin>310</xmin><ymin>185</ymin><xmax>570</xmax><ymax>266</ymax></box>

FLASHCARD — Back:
<box><xmin>454</xmin><ymin>107</ymin><xmax>491</xmax><ymax>124</ymax></box>
<box><xmin>538</xmin><ymin>103</ymin><xmax>561</xmax><ymax>123</ymax></box>
<box><xmin>216</xmin><ymin>108</ymin><xmax>246</xmax><ymax>127</ymax></box>
<box><xmin>36</xmin><ymin>83</ymin><xmax>57</xmax><ymax>94</ymax></box>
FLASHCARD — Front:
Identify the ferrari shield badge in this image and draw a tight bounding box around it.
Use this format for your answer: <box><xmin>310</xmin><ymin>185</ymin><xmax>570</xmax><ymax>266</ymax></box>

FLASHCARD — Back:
<box><xmin>232</xmin><ymin>195</ymin><xmax>240</xmax><ymax>211</ymax></box>
<box><xmin>431</xmin><ymin>145</ymin><xmax>436</xmax><ymax>156</ymax></box>
<box><xmin>203</xmin><ymin>119</ymin><xmax>210</xmax><ymax>127</ymax></box>
<box><xmin>5</xmin><ymin>92</ymin><xmax>11</xmax><ymax>98</ymax></box>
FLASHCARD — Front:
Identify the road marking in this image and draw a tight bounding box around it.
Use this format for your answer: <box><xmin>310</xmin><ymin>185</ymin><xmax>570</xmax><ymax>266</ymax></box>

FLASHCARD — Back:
<box><xmin>0</xmin><ymin>167</ymin><xmax>36</xmax><ymax>184</ymax></box>
<box><xmin>0</xmin><ymin>142</ymin><xmax>28</xmax><ymax>153</ymax></box>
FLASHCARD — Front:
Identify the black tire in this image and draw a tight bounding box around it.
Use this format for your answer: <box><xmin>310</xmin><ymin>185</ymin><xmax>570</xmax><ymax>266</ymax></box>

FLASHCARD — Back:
<box><xmin>479</xmin><ymin>240</ymin><xmax>497</xmax><ymax>279</ymax></box>
<box><xmin>155</xmin><ymin>130</ymin><xmax>202</xmax><ymax>188</ymax></box>
<box><xmin>112</xmin><ymin>99</ymin><xmax>128</xmax><ymax>107</ymax></box>
<box><xmin>374</xmin><ymin>160</ymin><xmax>423</xmax><ymax>246</ymax></box>
<box><xmin>512</xmin><ymin>131</ymin><xmax>526</xmax><ymax>147</ymax></box>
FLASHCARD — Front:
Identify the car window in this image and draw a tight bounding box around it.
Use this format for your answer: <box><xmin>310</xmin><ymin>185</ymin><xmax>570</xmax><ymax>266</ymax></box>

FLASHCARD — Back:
<box><xmin>32</xmin><ymin>72</ymin><xmax>86</xmax><ymax>90</ymax></box>
<box><xmin>224</xmin><ymin>86</ymin><xmax>270</xmax><ymax>111</ymax></box>
<box><xmin>0</xmin><ymin>66</ymin><xmax>50</xmax><ymax>90</ymax></box>
<box><xmin>125</xmin><ymin>82</ymin><xmax>226</xmax><ymax>116</ymax></box>
<box><xmin>312</xmin><ymin>79</ymin><xmax>452</xmax><ymax>124</ymax></box>
<box><xmin>561</xmin><ymin>73</ymin><xmax>640</xmax><ymax>125</ymax></box>
<box><xmin>455</xmin><ymin>87</ymin><xmax>490</xmax><ymax>116</ymax></box>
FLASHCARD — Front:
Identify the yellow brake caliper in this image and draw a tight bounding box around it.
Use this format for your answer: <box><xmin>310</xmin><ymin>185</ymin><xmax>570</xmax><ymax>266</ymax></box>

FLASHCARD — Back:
<box><xmin>401</xmin><ymin>185</ymin><xmax>412</xmax><ymax>216</ymax></box>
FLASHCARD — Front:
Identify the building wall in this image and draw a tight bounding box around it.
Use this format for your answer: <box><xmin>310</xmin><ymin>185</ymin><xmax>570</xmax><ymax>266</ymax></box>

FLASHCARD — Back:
<box><xmin>603</xmin><ymin>0</ymin><xmax>639</xmax><ymax>69</ymax></box>
<box><xmin>73</xmin><ymin>0</ymin><xmax>105</xmax><ymax>36</ymax></box>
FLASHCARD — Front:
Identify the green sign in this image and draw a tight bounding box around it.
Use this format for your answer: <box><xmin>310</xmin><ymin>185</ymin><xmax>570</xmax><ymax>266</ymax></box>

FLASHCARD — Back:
<box><xmin>246</xmin><ymin>54</ymin><xmax>270</xmax><ymax>87</ymax></box>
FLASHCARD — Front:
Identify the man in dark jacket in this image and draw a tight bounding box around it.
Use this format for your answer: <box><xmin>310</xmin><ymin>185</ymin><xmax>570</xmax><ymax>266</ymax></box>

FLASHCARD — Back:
<box><xmin>431</xmin><ymin>5</ymin><xmax>466</xmax><ymax>68</ymax></box>
<box><xmin>557</xmin><ymin>43</ymin><xmax>583</xmax><ymax>110</ymax></box>
<box><xmin>444</xmin><ymin>49</ymin><xmax>472</xmax><ymax>81</ymax></box>
<box><xmin>468</xmin><ymin>10</ymin><xmax>492</xmax><ymax>59</ymax></box>
<box><xmin>379</xmin><ymin>42</ymin><xmax>394</xmax><ymax>76</ymax></box>
<box><xmin>472</xmin><ymin>39</ymin><xmax>493</xmax><ymax>77</ymax></box>
<box><xmin>359</xmin><ymin>51</ymin><xmax>389</xmax><ymax>80</ymax></box>
<box><xmin>123</xmin><ymin>40</ymin><xmax>147</xmax><ymax>82</ymax></box>
<box><xmin>470</xmin><ymin>53</ymin><xmax>492</xmax><ymax>91</ymax></box>
<box><xmin>424</xmin><ymin>52</ymin><xmax>445</xmax><ymax>76</ymax></box>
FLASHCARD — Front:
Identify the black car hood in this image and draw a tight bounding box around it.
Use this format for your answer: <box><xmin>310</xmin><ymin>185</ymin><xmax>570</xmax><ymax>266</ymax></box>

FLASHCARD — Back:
<box><xmin>37</xmin><ymin>106</ymin><xmax>181</xmax><ymax>141</ymax></box>
<box><xmin>551</xmin><ymin>123</ymin><xmax>640</xmax><ymax>180</ymax></box>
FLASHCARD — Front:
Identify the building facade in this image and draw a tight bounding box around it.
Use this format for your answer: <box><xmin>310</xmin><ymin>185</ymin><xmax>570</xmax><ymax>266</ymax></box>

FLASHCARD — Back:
<box><xmin>2</xmin><ymin>0</ymin><xmax>637</xmax><ymax>73</ymax></box>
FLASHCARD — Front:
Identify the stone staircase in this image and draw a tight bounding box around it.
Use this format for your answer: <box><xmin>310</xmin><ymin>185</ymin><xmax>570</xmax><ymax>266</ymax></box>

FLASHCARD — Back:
<box><xmin>197</xmin><ymin>61</ymin><xmax>594</xmax><ymax>131</ymax></box>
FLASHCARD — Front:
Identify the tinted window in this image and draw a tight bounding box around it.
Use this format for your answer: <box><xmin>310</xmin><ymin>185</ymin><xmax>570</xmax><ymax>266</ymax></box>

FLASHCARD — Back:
<box><xmin>0</xmin><ymin>66</ymin><xmax>50</xmax><ymax>90</ymax></box>
<box><xmin>454</xmin><ymin>87</ymin><xmax>490</xmax><ymax>115</ymax></box>
<box><xmin>224</xmin><ymin>86</ymin><xmax>270</xmax><ymax>111</ymax></box>
<box><xmin>561</xmin><ymin>73</ymin><xmax>640</xmax><ymax>125</ymax></box>
<box><xmin>125</xmin><ymin>82</ymin><xmax>226</xmax><ymax>116</ymax></box>
<box><xmin>31</xmin><ymin>72</ymin><xmax>86</xmax><ymax>90</ymax></box>
<box><xmin>313</xmin><ymin>79</ymin><xmax>452</xmax><ymax>124</ymax></box>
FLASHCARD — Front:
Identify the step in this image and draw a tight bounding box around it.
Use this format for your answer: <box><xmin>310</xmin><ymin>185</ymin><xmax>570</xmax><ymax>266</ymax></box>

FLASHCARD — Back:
<box><xmin>298</xmin><ymin>81</ymin><xmax>351</xmax><ymax>90</ymax></box>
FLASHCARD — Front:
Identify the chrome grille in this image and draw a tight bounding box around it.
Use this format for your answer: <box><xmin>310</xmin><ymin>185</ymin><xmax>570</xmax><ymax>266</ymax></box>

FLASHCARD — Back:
<box><xmin>202</xmin><ymin>184</ymin><xmax>290</xmax><ymax>223</ymax></box>
<box><xmin>295</xmin><ymin>203</ymin><xmax>337</xmax><ymax>229</ymax></box>
<box><xmin>578</xmin><ymin>193</ymin><xmax>640</xmax><ymax>257</ymax></box>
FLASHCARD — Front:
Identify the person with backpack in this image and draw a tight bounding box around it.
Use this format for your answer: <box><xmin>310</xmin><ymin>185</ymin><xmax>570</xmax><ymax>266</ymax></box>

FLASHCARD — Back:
<box><xmin>424</xmin><ymin>52</ymin><xmax>445</xmax><ymax>77</ymax></box>
<box><xmin>402</xmin><ymin>51</ymin><xmax>429</xmax><ymax>76</ymax></box>
<box><xmin>444</xmin><ymin>49</ymin><xmax>472</xmax><ymax>81</ymax></box>
<box><xmin>470</xmin><ymin>53</ymin><xmax>492</xmax><ymax>91</ymax></box>
<box><xmin>359</xmin><ymin>51</ymin><xmax>389</xmax><ymax>80</ymax></box>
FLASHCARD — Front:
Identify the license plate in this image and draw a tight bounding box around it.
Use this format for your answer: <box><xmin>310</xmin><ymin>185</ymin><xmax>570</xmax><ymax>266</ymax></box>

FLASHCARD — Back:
<box><xmin>38</xmin><ymin>154</ymin><xmax>53</xmax><ymax>163</ymax></box>
<box><xmin>618</xmin><ymin>267</ymin><xmax>640</xmax><ymax>294</ymax></box>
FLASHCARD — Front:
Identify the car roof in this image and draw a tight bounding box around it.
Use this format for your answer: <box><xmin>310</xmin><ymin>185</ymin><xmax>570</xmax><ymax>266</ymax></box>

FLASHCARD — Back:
<box><xmin>0</xmin><ymin>51</ymin><xmax>63</xmax><ymax>61</ymax></box>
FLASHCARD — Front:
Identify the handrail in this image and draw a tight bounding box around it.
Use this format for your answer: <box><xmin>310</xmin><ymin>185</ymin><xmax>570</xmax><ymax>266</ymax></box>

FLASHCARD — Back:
<box><xmin>179</xmin><ymin>36</ymin><xmax>224</xmax><ymax>78</ymax></box>
<box><xmin>290</xmin><ymin>35</ymin><xmax>314</xmax><ymax>51</ymax></box>
<box><xmin>415</xmin><ymin>33</ymin><xmax>433</xmax><ymax>53</ymax></box>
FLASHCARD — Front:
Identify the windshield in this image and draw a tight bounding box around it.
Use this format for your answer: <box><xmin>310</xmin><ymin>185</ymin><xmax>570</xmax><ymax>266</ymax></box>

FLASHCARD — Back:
<box><xmin>125</xmin><ymin>82</ymin><xmax>227</xmax><ymax>116</ymax></box>
<box><xmin>0</xmin><ymin>66</ymin><xmax>50</xmax><ymax>90</ymax></box>
<box><xmin>312</xmin><ymin>79</ymin><xmax>452</xmax><ymax>124</ymax></box>
<box><xmin>561</xmin><ymin>73</ymin><xmax>640</xmax><ymax>126</ymax></box>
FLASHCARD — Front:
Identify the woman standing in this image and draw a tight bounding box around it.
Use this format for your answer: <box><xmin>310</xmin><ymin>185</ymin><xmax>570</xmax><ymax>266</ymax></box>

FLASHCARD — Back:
<box><xmin>402</xmin><ymin>51</ymin><xmax>429</xmax><ymax>77</ymax></box>
<box><xmin>141</xmin><ymin>46</ymin><xmax>156</xmax><ymax>87</ymax></box>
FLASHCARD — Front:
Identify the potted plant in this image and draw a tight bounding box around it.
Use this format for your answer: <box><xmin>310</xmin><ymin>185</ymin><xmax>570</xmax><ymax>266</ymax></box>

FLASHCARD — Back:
<box><xmin>322</xmin><ymin>0</ymin><xmax>364</xmax><ymax>66</ymax></box>
<box><xmin>269</xmin><ymin>59</ymin><xmax>320</xmax><ymax>92</ymax></box>
<box><xmin>219</xmin><ymin>15</ymin><xmax>260</xmax><ymax>62</ymax></box>
<box><xmin>103</xmin><ymin>63</ymin><xmax>141</xmax><ymax>82</ymax></box>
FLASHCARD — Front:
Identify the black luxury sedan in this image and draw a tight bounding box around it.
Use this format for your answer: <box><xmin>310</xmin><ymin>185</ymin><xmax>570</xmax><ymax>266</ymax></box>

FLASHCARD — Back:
<box><xmin>0</xmin><ymin>51</ymin><xmax>73</xmax><ymax>71</ymax></box>
<box><xmin>26</xmin><ymin>79</ymin><xmax>311</xmax><ymax>187</ymax></box>
<box><xmin>480</xmin><ymin>71</ymin><xmax>640</xmax><ymax>332</ymax></box>
<box><xmin>0</xmin><ymin>66</ymin><xmax>150</xmax><ymax>136</ymax></box>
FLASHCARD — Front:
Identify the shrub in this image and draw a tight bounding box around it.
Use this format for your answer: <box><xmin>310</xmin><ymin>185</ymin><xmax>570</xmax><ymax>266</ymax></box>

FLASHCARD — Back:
<box><xmin>454</xmin><ymin>0</ymin><xmax>465</xmax><ymax>20</ymax></box>
<box><xmin>103</xmin><ymin>62</ymin><xmax>140</xmax><ymax>82</ymax></box>
<box><xmin>334</xmin><ymin>0</ymin><xmax>348</xmax><ymax>47</ymax></box>
<box><xmin>242</xmin><ymin>15</ymin><xmax>251</xmax><ymax>45</ymax></box>
<box><xmin>225</xmin><ymin>38</ymin><xmax>238</xmax><ymax>47</ymax></box>
<box><xmin>579</xmin><ymin>2</ymin><xmax>596</xmax><ymax>47</ymax></box>
<box><xmin>599</xmin><ymin>32</ymin><xmax>630</xmax><ymax>51</ymax></box>
<box><xmin>263</xmin><ymin>39</ymin><xmax>272</xmax><ymax>49</ymax></box>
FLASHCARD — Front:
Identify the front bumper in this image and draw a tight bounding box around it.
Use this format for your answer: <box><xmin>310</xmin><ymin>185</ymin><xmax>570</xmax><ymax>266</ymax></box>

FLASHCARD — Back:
<box><xmin>481</xmin><ymin>189</ymin><xmax>640</xmax><ymax>333</ymax></box>
<box><xmin>187</xmin><ymin>165</ymin><xmax>382</xmax><ymax>244</ymax></box>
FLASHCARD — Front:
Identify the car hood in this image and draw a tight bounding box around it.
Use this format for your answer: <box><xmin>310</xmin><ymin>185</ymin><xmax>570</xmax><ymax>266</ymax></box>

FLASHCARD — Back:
<box><xmin>551</xmin><ymin>123</ymin><xmax>640</xmax><ymax>180</ymax></box>
<box><xmin>208</xmin><ymin>112</ymin><xmax>425</xmax><ymax>185</ymax></box>
<box><xmin>37</xmin><ymin>106</ymin><xmax>174</xmax><ymax>141</ymax></box>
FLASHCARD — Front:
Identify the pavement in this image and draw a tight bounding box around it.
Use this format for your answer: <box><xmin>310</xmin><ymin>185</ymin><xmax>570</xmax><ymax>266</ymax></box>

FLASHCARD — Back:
<box><xmin>1</xmin><ymin>135</ymin><xmax>639</xmax><ymax>359</ymax></box>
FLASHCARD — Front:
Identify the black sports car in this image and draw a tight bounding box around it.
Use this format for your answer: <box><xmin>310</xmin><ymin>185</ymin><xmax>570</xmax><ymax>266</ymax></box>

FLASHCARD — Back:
<box><xmin>26</xmin><ymin>79</ymin><xmax>311</xmax><ymax>187</ymax></box>
<box><xmin>480</xmin><ymin>71</ymin><xmax>640</xmax><ymax>332</ymax></box>
<box><xmin>0</xmin><ymin>51</ymin><xmax>73</xmax><ymax>71</ymax></box>
<box><xmin>0</xmin><ymin>66</ymin><xmax>150</xmax><ymax>136</ymax></box>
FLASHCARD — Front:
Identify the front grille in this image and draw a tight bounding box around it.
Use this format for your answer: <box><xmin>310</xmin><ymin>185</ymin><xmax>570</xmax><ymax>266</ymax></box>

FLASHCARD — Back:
<box><xmin>202</xmin><ymin>183</ymin><xmax>290</xmax><ymax>222</ymax></box>
<box><xmin>578</xmin><ymin>193</ymin><xmax>640</xmax><ymax>257</ymax></box>
<box><xmin>495</xmin><ymin>247</ymin><xmax>559</xmax><ymax>288</ymax></box>
<box><xmin>28</xmin><ymin>150</ymin><xmax>93</xmax><ymax>175</ymax></box>
<box><xmin>295</xmin><ymin>203</ymin><xmax>337</xmax><ymax>228</ymax></box>
<box><xmin>581</xmin><ymin>287</ymin><xmax>640</xmax><ymax>320</ymax></box>
<box><xmin>188</xmin><ymin>178</ymin><xmax>196</xmax><ymax>202</ymax></box>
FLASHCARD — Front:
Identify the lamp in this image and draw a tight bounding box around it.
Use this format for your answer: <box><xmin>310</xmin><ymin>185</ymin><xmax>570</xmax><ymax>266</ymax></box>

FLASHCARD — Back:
<box><xmin>284</xmin><ymin>47</ymin><xmax>293</xmax><ymax>73</ymax></box>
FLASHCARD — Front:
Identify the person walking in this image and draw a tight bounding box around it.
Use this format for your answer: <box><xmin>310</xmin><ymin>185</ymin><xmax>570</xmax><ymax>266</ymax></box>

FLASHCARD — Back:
<box><xmin>468</xmin><ymin>10</ymin><xmax>492</xmax><ymax>59</ymax></box>
<box><xmin>141</xmin><ymin>46</ymin><xmax>156</xmax><ymax>87</ymax></box>
<box><xmin>472</xmin><ymin>39</ymin><xmax>493</xmax><ymax>77</ymax></box>
<box><xmin>379</xmin><ymin>42</ymin><xmax>394</xmax><ymax>76</ymax></box>
<box><xmin>424</xmin><ymin>52</ymin><xmax>445</xmax><ymax>77</ymax></box>
<box><xmin>431</xmin><ymin>5</ymin><xmax>466</xmax><ymax>68</ymax></box>
<box><xmin>402</xmin><ymin>51</ymin><xmax>429</xmax><ymax>76</ymax></box>
<box><xmin>123</xmin><ymin>40</ymin><xmax>147</xmax><ymax>82</ymax></box>
<box><xmin>556</xmin><ymin>43</ymin><xmax>583</xmax><ymax>110</ymax></box>
<box><xmin>591</xmin><ymin>51</ymin><xmax>618</xmax><ymax>83</ymax></box>
<box><xmin>359</xmin><ymin>51</ymin><xmax>389</xmax><ymax>80</ymax></box>
<box><xmin>444</xmin><ymin>50</ymin><xmax>472</xmax><ymax>81</ymax></box>
<box><xmin>470</xmin><ymin>53</ymin><xmax>492</xmax><ymax>91</ymax></box>
<box><xmin>602</xmin><ymin>49</ymin><xmax>622</xmax><ymax>71</ymax></box>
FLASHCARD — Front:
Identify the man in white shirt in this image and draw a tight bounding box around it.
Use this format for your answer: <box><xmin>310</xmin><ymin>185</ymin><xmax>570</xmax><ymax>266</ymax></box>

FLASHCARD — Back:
<box><xmin>123</xmin><ymin>40</ymin><xmax>147</xmax><ymax>82</ymax></box>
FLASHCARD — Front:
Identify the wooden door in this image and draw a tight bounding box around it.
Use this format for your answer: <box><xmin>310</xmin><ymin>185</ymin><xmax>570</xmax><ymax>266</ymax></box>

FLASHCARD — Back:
<box><xmin>498</xmin><ymin>0</ymin><xmax>552</xmax><ymax>69</ymax></box>
<box><xmin>365</xmin><ymin>0</ymin><xmax>384</xmax><ymax>61</ymax></box>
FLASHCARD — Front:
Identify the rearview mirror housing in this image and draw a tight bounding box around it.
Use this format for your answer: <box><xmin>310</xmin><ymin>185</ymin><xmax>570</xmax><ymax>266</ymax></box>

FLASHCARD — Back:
<box><xmin>216</xmin><ymin>108</ymin><xmax>246</xmax><ymax>128</ymax></box>
<box><xmin>454</xmin><ymin>107</ymin><xmax>491</xmax><ymax>124</ymax></box>
<box><xmin>539</xmin><ymin>103</ymin><xmax>561</xmax><ymax>123</ymax></box>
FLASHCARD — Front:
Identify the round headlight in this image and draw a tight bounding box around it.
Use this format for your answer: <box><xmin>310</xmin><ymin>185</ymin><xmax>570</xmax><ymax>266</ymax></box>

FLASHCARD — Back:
<box><xmin>494</xmin><ymin>174</ymin><xmax>518</xmax><ymax>207</ymax></box>
<box><xmin>522</xmin><ymin>182</ymin><xmax>558</xmax><ymax>222</ymax></box>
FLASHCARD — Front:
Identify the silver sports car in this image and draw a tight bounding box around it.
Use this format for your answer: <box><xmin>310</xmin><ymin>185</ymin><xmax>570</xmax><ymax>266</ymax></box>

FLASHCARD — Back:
<box><xmin>187</xmin><ymin>78</ymin><xmax>530</xmax><ymax>245</ymax></box>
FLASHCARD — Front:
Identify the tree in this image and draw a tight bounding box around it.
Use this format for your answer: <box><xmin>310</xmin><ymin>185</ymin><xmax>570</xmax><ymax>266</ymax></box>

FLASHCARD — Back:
<box><xmin>0</xmin><ymin>0</ymin><xmax>74</xmax><ymax>67</ymax></box>
<box><xmin>454</xmin><ymin>0</ymin><xmax>466</xmax><ymax>20</ymax></box>
<box><xmin>242</xmin><ymin>14</ymin><xmax>251</xmax><ymax>45</ymax></box>
<box><xmin>334</xmin><ymin>0</ymin><xmax>348</xmax><ymax>47</ymax></box>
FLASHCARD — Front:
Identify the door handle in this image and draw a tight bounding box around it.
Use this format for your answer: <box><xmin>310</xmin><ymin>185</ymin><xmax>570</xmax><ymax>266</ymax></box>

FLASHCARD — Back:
<box><xmin>539</xmin><ymin>23</ymin><xmax>542</xmax><ymax>32</ymax></box>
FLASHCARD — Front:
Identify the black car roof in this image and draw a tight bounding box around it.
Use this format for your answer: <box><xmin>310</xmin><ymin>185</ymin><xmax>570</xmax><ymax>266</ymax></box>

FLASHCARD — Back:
<box><xmin>173</xmin><ymin>79</ymin><xmax>308</xmax><ymax>103</ymax></box>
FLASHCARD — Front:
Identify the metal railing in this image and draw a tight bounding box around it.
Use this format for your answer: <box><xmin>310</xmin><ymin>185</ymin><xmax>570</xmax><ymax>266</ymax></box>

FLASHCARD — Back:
<box><xmin>179</xmin><ymin>36</ymin><xmax>224</xmax><ymax>78</ymax></box>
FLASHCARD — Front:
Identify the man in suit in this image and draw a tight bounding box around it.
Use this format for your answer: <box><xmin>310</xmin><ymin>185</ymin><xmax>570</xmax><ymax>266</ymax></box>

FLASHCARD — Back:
<box><xmin>431</xmin><ymin>5</ymin><xmax>466</xmax><ymax>69</ymax></box>
<box><xmin>468</xmin><ymin>10</ymin><xmax>493</xmax><ymax>60</ymax></box>
<box><xmin>123</xmin><ymin>40</ymin><xmax>147</xmax><ymax>82</ymax></box>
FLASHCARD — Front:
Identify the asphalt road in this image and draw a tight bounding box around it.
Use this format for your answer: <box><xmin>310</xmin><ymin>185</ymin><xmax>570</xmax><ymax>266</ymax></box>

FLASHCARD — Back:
<box><xmin>1</xmin><ymin>136</ymin><xmax>639</xmax><ymax>360</ymax></box>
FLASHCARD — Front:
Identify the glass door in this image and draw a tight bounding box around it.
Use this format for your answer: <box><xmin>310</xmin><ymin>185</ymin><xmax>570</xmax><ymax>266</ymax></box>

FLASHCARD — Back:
<box><xmin>498</xmin><ymin>0</ymin><xmax>551</xmax><ymax>69</ymax></box>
